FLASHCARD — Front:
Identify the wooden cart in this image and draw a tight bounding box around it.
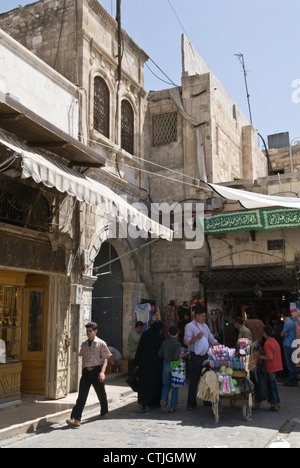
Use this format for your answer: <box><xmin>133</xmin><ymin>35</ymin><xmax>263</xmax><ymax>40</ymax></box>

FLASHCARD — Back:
<box><xmin>217</xmin><ymin>351</ymin><xmax>258</xmax><ymax>421</ymax></box>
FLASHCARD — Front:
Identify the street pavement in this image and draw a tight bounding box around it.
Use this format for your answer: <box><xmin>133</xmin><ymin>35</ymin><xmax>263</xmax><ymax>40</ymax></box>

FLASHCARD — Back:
<box><xmin>0</xmin><ymin>374</ymin><xmax>299</xmax><ymax>449</ymax></box>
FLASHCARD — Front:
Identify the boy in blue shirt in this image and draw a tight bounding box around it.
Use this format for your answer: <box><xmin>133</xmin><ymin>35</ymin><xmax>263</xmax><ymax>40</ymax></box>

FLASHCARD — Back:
<box><xmin>281</xmin><ymin>310</ymin><xmax>298</xmax><ymax>387</ymax></box>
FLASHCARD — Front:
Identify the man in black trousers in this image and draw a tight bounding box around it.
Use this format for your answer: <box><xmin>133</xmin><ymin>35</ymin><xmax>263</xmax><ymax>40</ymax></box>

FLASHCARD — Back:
<box><xmin>66</xmin><ymin>322</ymin><xmax>112</xmax><ymax>427</ymax></box>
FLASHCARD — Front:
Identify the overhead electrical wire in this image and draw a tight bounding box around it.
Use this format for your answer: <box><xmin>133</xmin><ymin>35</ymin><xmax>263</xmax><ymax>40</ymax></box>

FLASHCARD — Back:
<box><xmin>81</xmin><ymin>136</ymin><xmax>210</xmax><ymax>191</ymax></box>
<box><xmin>167</xmin><ymin>0</ymin><xmax>189</xmax><ymax>37</ymax></box>
<box><xmin>145</xmin><ymin>62</ymin><xmax>176</xmax><ymax>87</ymax></box>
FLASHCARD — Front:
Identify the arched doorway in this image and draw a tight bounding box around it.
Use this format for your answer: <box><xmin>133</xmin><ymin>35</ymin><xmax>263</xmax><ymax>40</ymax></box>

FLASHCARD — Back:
<box><xmin>92</xmin><ymin>241</ymin><xmax>123</xmax><ymax>352</ymax></box>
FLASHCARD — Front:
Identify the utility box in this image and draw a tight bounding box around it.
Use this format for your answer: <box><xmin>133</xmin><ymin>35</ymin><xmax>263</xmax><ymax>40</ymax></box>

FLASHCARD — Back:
<box><xmin>70</xmin><ymin>284</ymin><xmax>83</xmax><ymax>305</ymax></box>
<box><xmin>268</xmin><ymin>132</ymin><xmax>290</xmax><ymax>149</ymax></box>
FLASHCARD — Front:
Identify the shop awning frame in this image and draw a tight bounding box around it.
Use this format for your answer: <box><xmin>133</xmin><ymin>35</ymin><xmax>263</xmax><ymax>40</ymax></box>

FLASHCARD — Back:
<box><xmin>0</xmin><ymin>91</ymin><xmax>105</xmax><ymax>168</ymax></box>
<box><xmin>0</xmin><ymin>131</ymin><xmax>173</xmax><ymax>242</ymax></box>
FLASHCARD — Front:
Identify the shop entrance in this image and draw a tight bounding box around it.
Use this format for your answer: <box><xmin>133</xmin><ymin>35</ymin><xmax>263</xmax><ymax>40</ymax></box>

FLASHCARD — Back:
<box><xmin>92</xmin><ymin>242</ymin><xmax>123</xmax><ymax>352</ymax></box>
<box><xmin>201</xmin><ymin>266</ymin><xmax>299</xmax><ymax>346</ymax></box>
<box><xmin>21</xmin><ymin>275</ymin><xmax>49</xmax><ymax>395</ymax></box>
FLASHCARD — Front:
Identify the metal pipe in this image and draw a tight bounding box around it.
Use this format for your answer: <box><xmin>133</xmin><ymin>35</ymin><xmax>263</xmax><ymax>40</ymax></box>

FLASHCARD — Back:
<box><xmin>289</xmin><ymin>137</ymin><xmax>300</xmax><ymax>174</ymax></box>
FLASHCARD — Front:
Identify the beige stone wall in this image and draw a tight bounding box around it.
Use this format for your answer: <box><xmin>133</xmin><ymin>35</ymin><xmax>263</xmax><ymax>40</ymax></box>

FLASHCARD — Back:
<box><xmin>268</xmin><ymin>144</ymin><xmax>300</xmax><ymax>175</ymax></box>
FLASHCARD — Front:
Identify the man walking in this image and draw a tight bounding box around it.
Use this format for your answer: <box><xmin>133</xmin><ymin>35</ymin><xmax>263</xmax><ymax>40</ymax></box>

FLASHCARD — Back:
<box><xmin>281</xmin><ymin>310</ymin><xmax>298</xmax><ymax>387</ymax></box>
<box><xmin>184</xmin><ymin>307</ymin><xmax>218</xmax><ymax>410</ymax></box>
<box><xmin>66</xmin><ymin>322</ymin><xmax>112</xmax><ymax>427</ymax></box>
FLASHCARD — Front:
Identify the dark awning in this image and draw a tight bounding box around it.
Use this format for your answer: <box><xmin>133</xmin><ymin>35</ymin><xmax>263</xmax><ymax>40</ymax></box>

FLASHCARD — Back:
<box><xmin>0</xmin><ymin>91</ymin><xmax>106</xmax><ymax>168</ymax></box>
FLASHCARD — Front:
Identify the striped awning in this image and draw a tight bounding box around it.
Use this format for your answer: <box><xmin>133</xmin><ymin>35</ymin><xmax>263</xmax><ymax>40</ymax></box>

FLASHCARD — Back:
<box><xmin>0</xmin><ymin>131</ymin><xmax>173</xmax><ymax>241</ymax></box>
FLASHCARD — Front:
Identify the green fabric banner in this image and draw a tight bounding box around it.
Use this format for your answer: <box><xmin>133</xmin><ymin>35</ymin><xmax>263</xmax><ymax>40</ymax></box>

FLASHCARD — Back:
<box><xmin>202</xmin><ymin>207</ymin><xmax>300</xmax><ymax>234</ymax></box>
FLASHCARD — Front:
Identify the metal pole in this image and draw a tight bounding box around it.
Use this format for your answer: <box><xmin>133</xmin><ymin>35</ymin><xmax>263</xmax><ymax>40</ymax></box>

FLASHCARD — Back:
<box><xmin>289</xmin><ymin>137</ymin><xmax>300</xmax><ymax>174</ymax></box>
<box><xmin>116</xmin><ymin>0</ymin><xmax>122</xmax><ymax>82</ymax></box>
<box><xmin>235</xmin><ymin>53</ymin><xmax>253</xmax><ymax>125</ymax></box>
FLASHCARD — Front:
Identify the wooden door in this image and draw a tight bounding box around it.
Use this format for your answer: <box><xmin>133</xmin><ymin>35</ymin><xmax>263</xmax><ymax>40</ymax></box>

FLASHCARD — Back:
<box><xmin>21</xmin><ymin>275</ymin><xmax>49</xmax><ymax>395</ymax></box>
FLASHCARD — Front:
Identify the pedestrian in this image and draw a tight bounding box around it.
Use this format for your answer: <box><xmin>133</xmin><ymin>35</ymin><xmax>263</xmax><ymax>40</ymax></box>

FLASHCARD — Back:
<box><xmin>66</xmin><ymin>321</ymin><xmax>112</xmax><ymax>427</ymax></box>
<box><xmin>281</xmin><ymin>309</ymin><xmax>298</xmax><ymax>387</ymax></box>
<box><xmin>128</xmin><ymin>321</ymin><xmax>144</xmax><ymax>374</ymax></box>
<box><xmin>259</xmin><ymin>326</ymin><xmax>283</xmax><ymax>412</ymax></box>
<box><xmin>134</xmin><ymin>320</ymin><xmax>163</xmax><ymax>412</ymax></box>
<box><xmin>244</xmin><ymin>307</ymin><xmax>265</xmax><ymax>343</ymax></box>
<box><xmin>233</xmin><ymin>317</ymin><xmax>253</xmax><ymax>342</ymax></box>
<box><xmin>184</xmin><ymin>305</ymin><xmax>219</xmax><ymax>410</ymax></box>
<box><xmin>159</xmin><ymin>325</ymin><xmax>182</xmax><ymax>413</ymax></box>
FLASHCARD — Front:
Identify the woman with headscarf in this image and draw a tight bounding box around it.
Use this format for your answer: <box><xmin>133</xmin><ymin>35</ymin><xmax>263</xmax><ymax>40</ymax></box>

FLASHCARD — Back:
<box><xmin>134</xmin><ymin>320</ymin><xmax>164</xmax><ymax>412</ymax></box>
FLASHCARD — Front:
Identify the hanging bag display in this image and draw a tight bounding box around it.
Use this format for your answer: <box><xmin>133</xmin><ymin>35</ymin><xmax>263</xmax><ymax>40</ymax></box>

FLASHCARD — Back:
<box><xmin>171</xmin><ymin>360</ymin><xmax>186</xmax><ymax>387</ymax></box>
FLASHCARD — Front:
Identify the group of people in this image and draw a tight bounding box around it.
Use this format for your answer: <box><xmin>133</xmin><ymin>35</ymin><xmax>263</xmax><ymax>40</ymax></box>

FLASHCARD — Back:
<box><xmin>233</xmin><ymin>308</ymin><xmax>299</xmax><ymax>412</ymax></box>
<box><xmin>128</xmin><ymin>306</ymin><xmax>219</xmax><ymax>413</ymax></box>
<box><xmin>65</xmin><ymin>304</ymin><xmax>299</xmax><ymax>427</ymax></box>
<box><xmin>130</xmin><ymin>305</ymin><xmax>299</xmax><ymax>415</ymax></box>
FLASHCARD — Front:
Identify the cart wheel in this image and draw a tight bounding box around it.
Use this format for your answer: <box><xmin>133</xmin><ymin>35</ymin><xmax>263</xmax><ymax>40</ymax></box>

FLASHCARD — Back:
<box><xmin>242</xmin><ymin>402</ymin><xmax>250</xmax><ymax>421</ymax></box>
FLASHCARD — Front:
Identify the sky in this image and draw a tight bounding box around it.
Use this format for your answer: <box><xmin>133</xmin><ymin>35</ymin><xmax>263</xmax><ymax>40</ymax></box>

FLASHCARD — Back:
<box><xmin>0</xmin><ymin>0</ymin><xmax>299</xmax><ymax>145</ymax></box>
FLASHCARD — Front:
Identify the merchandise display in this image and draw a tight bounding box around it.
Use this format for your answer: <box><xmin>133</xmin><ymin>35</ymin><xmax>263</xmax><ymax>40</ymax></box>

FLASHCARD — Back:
<box><xmin>207</xmin><ymin>340</ymin><xmax>252</xmax><ymax>371</ymax></box>
<box><xmin>217</xmin><ymin>367</ymin><xmax>241</xmax><ymax>396</ymax></box>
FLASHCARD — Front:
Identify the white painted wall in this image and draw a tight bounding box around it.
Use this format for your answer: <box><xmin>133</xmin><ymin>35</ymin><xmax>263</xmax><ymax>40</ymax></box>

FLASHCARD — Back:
<box><xmin>0</xmin><ymin>29</ymin><xmax>79</xmax><ymax>137</ymax></box>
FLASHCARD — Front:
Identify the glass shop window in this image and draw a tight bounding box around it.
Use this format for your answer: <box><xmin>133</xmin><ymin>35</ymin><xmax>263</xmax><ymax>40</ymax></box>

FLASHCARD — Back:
<box><xmin>0</xmin><ymin>286</ymin><xmax>23</xmax><ymax>364</ymax></box>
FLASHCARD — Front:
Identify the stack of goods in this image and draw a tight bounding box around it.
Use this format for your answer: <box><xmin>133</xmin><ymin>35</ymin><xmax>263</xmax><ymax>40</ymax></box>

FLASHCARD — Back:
<box><xmin>207</xmin><ymin>341</ymin><xmax>251</xmax><ymax>371</ymax></box>
<box><xmin>217</xmin><ymin>367</ymin><xmax>241</xmax><ymax>396</ymax></box>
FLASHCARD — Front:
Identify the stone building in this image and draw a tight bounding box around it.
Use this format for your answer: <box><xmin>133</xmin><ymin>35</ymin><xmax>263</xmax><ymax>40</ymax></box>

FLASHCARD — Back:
<box><xmin>144</xmin><ymin>35</ymin><xmax>269</xmax><ymax>309</ymax></box>
<box><xmin>0</xmin><ymin>0</ymin><xmax>298</xmax><ymax>391</ymax></box>
<box><xmin>0</xmin><ymin>2</ymin><xmax>172</xmax><ymax>403</ymax></box>
<box><xmin>0</xmin><ymin>0</ymin><xmax>165</xmax><ymax>359</ymax></box>
<box><xmin>0</xmin><ymin>27</ymin><xmax>105</xmax><ymax>402</ymax></box>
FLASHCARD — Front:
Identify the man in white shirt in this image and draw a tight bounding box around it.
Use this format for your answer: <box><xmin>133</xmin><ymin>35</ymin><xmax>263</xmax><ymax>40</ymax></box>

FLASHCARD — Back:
<box><xmin>184</xmin><ymin>308</ymin><xmax>218</xmax><ymax>410</ymax></box>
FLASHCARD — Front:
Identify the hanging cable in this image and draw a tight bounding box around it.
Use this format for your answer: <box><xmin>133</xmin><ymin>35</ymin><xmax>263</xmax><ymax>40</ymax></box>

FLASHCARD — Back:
<box><xmin>80</xmin><ymin>135</ymin><xmax>210</xmax><ymax>188</ymax></box>
<box><xmin>93</xmin><ymin>238</ymin><xmax>160</xmax><ymax>273</ymax></box>
<box><xmin>167</xmin><ymin>0</ymin><xmax>189</xmax><ymax>37</ymax></box>
<box><xmin>147</xmin><ymin>56</ymin><xmax>179</xmax><ymax>87</ymax></box>
<box><xmin>53</xmin><ymin>0</ymin><xmax>67</xmax><ymax>70</ymax></box>
<box><xmin>145</xmin><ymin>62</ymin><xmax>176</xmax><ymax>87</ymax></box>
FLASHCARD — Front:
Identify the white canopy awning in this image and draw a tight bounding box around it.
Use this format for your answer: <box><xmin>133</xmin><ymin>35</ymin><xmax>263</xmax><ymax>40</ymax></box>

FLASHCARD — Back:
<box><xmin>209</xmin><ymin>182</ymin><xmax>300</xmax><ymax>210</ymax></box>
<box><xmin>0</xmin><ymin>131</ymin><xmax>173</xmax><ymax>241</ymax></box>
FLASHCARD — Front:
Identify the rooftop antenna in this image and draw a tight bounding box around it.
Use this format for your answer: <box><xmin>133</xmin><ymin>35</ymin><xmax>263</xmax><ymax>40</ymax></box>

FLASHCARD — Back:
<box><xmin>235</xmin><ymin>53</ymin><xmax>253</xmax><ymax>124</ymax></box>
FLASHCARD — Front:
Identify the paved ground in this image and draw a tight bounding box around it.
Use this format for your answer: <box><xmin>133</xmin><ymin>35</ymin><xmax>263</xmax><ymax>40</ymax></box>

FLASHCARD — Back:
<box><xmin>0</xmin><ymin>375</ymin><xmax>299</xmax><ymax>449</ymax></box>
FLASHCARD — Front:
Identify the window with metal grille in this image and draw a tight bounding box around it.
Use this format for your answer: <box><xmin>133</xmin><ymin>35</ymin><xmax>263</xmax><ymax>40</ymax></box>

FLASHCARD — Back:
<box><xmin>0</xmin><ymin>175</ymin><xmax>50</xmax><ymax>232</ymax></box>
<box><xmin>153</xmin><ymin>112</ymin><xmax>177</xmax><ymax>146</ymax></box>
<box><xmin>121</xmin><ymin>100</ymin><xmax>134</xmax><ymax>154</ymax></box>
<box><xmin>94</xmin><ymin>76</ymin><xmax>110</xmax><ymax>138</ymax></box>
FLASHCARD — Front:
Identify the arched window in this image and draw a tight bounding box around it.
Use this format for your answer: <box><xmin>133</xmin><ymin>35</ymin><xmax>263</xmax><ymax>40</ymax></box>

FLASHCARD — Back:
<box><xmin>94</xmin><ymin>76</ymin><xmax>110</xmax><ymax>138</ymax></box>
<box><xmin>121</xmin><ymin>100</ymin><xmax>134</xmax><ymax>154</ymax></box>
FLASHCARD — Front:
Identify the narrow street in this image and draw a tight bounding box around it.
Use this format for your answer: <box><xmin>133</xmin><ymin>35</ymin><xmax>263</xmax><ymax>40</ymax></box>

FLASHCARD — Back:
<box><xmin>1</xmin><ymin>378</ymin><xmax>299</xmax><ymax>449</ymax></box>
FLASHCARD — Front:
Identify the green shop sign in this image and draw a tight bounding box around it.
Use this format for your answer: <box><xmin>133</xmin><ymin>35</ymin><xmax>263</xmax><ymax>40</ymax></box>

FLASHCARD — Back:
<box><xmin>202</xmin><ymin>207</ymin><xmax>300</xmax><ymax>234</ymax></box>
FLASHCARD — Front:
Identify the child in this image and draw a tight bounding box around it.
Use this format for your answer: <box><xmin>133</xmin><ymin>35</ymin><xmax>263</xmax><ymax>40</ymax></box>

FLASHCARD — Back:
<box><xmin>159</xmin><ymin>326</ymin><xmax>182</xmax><ymax>413</ymax></box>
<box><xmin>259</xmin><ymin>326</ymin><xmax>283</xmax><ymax>412</ymax></box>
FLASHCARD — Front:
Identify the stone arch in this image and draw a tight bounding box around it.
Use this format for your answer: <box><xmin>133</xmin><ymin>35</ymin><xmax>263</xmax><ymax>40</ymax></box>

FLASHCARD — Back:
<box><xmin>87</xmin><ymin>222</ymin><xmax>139</xmax><ymax>282</ymax></box>
<box><xmin>87</xmin><ymin>223</ymin><xmax>147</xmax><ymax>355</ymax></box>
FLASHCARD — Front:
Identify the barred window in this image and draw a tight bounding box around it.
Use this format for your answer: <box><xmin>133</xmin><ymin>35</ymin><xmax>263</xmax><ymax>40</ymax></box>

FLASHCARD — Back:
<box><xmin>153</xmin><ymin>112</ymin><xmax>177</xmax><ymax>146</ymax></box>
<box><xmin>0</xmin><ymin>175</ymin><xmax>50</xmax><ymax>232</ymax></box>
<box><xmin>94</xmin><ymin>76</ymin><xmax>110</xmax><ymax>138</ymax></box>
<box><xmin>121</xmin><ymin>100</ymin><xmax>134</xmax><ymax>154</ymax></box>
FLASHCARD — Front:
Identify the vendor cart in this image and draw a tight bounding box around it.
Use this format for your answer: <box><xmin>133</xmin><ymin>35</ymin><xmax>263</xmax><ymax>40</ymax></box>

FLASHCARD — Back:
<box><xmin>217</xmin><ymin>351</ymin><xmax>258</xmax><ymax>421</ymax></box>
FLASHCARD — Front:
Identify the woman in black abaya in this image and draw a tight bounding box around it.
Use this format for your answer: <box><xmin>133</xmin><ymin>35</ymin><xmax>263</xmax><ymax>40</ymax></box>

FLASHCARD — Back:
<box><xmin>134</xmin><ymin>320</ymin><xmax>163</xmax><ymax>412</ymax></box>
